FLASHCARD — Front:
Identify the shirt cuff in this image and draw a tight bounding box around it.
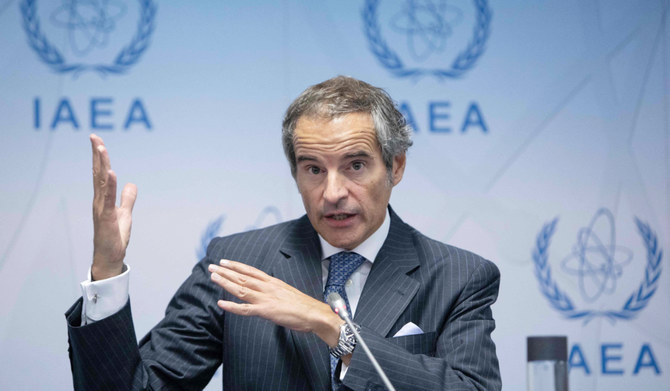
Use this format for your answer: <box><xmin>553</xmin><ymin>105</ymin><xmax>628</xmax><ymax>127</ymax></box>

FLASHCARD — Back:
<box><xmin>80</xmin><ymin>265</ymin><xmax>130</xmax><ymax>326</ymax></box>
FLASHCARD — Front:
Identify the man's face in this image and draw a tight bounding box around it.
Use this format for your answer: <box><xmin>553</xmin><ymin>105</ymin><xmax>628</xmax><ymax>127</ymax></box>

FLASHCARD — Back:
<box><xmin>293</xmin><ymin>112</ymin><xmax>405</xmax><ymax>250</ymax></box>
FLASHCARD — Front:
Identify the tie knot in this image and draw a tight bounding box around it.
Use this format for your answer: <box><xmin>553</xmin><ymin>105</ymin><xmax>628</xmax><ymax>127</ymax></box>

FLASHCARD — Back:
<box><xmin>326</xmin><ymin>252</ymin><xmax>366</xmax><ymax>288</ymax></box>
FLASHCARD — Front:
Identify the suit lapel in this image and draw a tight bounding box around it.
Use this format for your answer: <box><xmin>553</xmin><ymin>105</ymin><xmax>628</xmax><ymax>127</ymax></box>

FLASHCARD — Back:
<box><xmin>269</xmin><ymin>210</ymin><xmax>420</xmax><ymax>388</ymax></box>
<box><xmin>272</xmin><ymin>216</ymin><xmax>331</xmax><ymax>391</ymax></box>
<box><xmin>355</xmin><ymin>209</ymin><xmax>420</xmax><ymax>337</ymax></box>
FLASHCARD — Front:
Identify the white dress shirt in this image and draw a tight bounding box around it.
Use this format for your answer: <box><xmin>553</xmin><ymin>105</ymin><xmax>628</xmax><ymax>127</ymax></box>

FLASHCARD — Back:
<box><xmin>318</xmin><ymin>208</ymin><xmax>390</xmax><ymax>318</ymax></box>
<box><xmin>319</xmin><ymin>209</ymin><xmax>390</xmax><ymax>379</ymax></box>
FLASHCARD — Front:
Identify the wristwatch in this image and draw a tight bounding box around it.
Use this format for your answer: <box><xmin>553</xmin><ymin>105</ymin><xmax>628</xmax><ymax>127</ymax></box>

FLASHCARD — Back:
<box><xmin>329</xmin><ymin>322</ymin><xmax>360</xmax><ymax>358</ymax></box>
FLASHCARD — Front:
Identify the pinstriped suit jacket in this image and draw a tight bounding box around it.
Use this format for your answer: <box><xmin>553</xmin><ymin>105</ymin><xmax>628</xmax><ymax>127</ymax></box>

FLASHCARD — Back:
<box><xmin>66</xmin><ymin>208</ymin><xmax>501</xmax><ymax>390</ymax></box>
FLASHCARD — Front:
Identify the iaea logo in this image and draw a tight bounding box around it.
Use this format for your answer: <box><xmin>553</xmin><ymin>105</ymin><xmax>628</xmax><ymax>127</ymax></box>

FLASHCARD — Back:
<box><xmin>20</xmin><ymin>0</ymin><xmax>156</xmax><ymax>76</ymax></box>
<box><xmin>362</xmin><ymin>0</ymin><xmax>491</xmax><ymax>80</ymax></box>
<box><xmin>532</xmin><ymin>209</ymin><xmax>663</xmax><ymax>324</ymax></box>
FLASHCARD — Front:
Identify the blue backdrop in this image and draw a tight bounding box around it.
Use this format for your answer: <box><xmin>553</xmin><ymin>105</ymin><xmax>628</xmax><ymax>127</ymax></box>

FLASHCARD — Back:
<box><xmin>0</xmin><ymin>1</ymin><xmax>667</xmax><ymax>389</ymax></box>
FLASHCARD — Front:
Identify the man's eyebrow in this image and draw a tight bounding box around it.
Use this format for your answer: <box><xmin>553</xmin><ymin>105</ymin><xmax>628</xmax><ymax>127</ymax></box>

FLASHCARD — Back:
<box><xmin>296</xmin><ymin>151</ymin><xmax>372</xmax><ymax>163</ymax></box>
<box><xmin>296</xmin><ymin>155</ymin><xmax>318</xmax><ymax>163</ymax></box>
<box><xmin>344</xmin><ymin>151</ymin><xmax>372</xmax><ymax>159</ymax></box>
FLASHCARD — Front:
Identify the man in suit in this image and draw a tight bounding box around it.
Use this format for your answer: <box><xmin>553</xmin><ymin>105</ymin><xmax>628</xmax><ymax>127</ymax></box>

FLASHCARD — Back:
<box><xmin>67</xmin><ymin>76</ymin><xmax>501</xmax><ymax>390</ymax></box>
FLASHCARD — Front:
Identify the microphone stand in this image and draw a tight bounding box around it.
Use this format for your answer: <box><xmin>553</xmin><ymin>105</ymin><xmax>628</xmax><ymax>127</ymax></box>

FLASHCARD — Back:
<box><xmin>328</xmin><ymin>293</ymin><xmax>396</xmax><ymax>391</ymax></box>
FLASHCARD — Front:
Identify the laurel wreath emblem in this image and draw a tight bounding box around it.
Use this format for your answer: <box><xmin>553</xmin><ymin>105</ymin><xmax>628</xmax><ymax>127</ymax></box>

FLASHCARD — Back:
<box><xmin>532</xmin><ymin>217</ymin><xmax>663</xmax><ymax>323</ymax></box>
<box><xmin>362</xmin><ymin>0</ymin><xmax>491</xmax><ymax>80</ymax></box>
<box><xmin>20</xmin><ymin>0</ymin><xmax>156</xmax><ymax>76</ymax></box>
<box><xmin>196</xmin><ymin>215</ymin><xmax>225</xmax><ymax>260</ymax></box>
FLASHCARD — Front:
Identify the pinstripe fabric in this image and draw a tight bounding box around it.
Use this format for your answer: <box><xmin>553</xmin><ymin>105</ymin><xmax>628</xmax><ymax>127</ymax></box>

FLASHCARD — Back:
<box><xmin>344</xmin><ymin>211</ymin><xmax>501</xmax><ymax>391</ymax></box>
<box><xmin>66</xmin><ymin>207</ymin><xmax>501</xmax><ymax>390</ymax></box>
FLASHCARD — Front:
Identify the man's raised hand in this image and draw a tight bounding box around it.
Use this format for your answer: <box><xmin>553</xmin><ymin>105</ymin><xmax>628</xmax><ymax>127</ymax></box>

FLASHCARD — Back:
<box><xmin>208</xmin><ymin>260</ymin><xmax>343</xmax><ymax>349</ymax></box>
<box><xmin>90</xmin><ymin>134</ymin><xmax>137</xmax><ymax>280</ymax></box>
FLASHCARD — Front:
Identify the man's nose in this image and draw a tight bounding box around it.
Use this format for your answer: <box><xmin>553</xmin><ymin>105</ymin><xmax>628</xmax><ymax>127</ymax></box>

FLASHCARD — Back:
<box><xmin>323</xmin><ymin>172</ymin><xmax>348</xmax><ymax>204</ymax></box>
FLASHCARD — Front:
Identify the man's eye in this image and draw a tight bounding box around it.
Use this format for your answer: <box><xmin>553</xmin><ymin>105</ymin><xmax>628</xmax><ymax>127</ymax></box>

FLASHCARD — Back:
<box><xmin>309</xmin><ymin>166</ymin><xmax>321</xmax><ymax>175</ymax></box>
<box><xmin>352</xmin><ymin>162</ymin><xmax>364</xmax><ymax>171</ymax></box>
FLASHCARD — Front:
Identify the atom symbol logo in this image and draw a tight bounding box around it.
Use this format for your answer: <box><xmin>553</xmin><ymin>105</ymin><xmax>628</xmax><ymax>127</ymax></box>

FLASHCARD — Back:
<box><xmin>49</xmin><ymin>0</ymin><xmax>127</xmax><ymax>57</ymax></box>
<box><xmin>21</xmin><ymin>0</ymin><xmax>156</xmax><ymax>76</ymax></box>
<box><xmin>390</xmin><ymin>0</ymin><xmax>463</xmax><ymax>62</ymax></box>
<box><xmin>362</xmin><ymin>0</ymin><xmax>491</xmax><ymax>80</ymax></box>
<box><xmin>561</xmin><ymin>208</ymin><xmax>633</xmax><ymax>302</ymax></box>
<box><xmin>532</xmin><ymin>210</ymin><xmax>663</xmax><ymax>323</ymax></box>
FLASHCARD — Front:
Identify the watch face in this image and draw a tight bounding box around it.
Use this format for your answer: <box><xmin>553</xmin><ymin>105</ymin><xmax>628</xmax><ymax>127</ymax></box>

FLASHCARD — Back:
<box><xmin>344</xmin><ymin>325</ymin><xmax>356</xmax><ymax>342</ymax></box>
<box><xmin>330</xmin><ymin>322</ymin><xmax>359</xmax><ymax>358</ymax></box>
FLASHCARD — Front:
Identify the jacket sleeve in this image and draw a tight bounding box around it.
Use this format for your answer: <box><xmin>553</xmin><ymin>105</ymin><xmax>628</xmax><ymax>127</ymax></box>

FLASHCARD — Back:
<box><xmin>342</xmin><ymin>260</ymin><xmax>501</xmax><ymax>391</ymax></box>
<box><xmin>65</xmin><ymin>258</ymin><xmax>224</xmax><ymax>391</ymax></box>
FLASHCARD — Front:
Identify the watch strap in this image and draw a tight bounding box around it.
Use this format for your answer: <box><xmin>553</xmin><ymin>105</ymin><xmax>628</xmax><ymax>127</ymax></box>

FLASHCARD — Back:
<box><xmin>329</xmin><ymin>322</ymin><xmax>360</xmax><ymax>358</ymax></box>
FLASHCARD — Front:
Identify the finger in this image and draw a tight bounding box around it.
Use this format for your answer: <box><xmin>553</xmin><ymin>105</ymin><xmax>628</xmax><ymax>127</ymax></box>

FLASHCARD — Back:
<box><xmin>217</xmin><ymin>300</ymin><xmax>255</xmax><ymax>317</ymax></box>
<box><xmin>98</xmin><ymin>145</ymin><xmax>112</xmax><ymax>177</ymax></box>
<box><xmin>92</xmin><ymin>164</ymin><xmax>107</xmax><ymax>214</ymax></box>
<box><xmin>120</xmin><ymin>183</ymin><xmax>137</xmax><ymax>212</ymax></box>
<box><xmin>209</xmin><ymin>264</ymin><xmax>263</xmax><ymax>291</ymax></box>
<box><xmin>104</xmin><ymin>169</ymin><xmax>118</xmax><ymax>211</ymax></box>
<box><xmin>93</xmin><ymin>145</ymin><xmax>109</xmax><ymax>203</ymax></box>
<box><xmin>210</xmin><ymin>268</ymin><xmax>260</xmax><ymax>303</ymax></box>
<box><xmin>90</xmin><ymin>134</ymin><xmax>104</xmax><ymax>180</ymax></box>
<box><xmin>90</xmin><ymin>133</ymin><xmax>104</xmax><ymax>145</ymax></box>
<box><xmin>91</xmin><ymin>137</ymin><xmax>104</xmax><ymax>197</ymax></box>
<box><xmin>219</xmin><ymin>259</ymin><xmax>271</xmax><ymax>281</ymax></box>
<box><xmin>96</xmin><ymin>145</ymin><xmax>115</xmax><ymax>206</ymax></box>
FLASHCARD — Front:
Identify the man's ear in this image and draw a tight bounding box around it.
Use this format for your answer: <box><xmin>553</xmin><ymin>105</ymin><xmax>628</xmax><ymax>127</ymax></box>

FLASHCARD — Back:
<box><xmin>391</xmin><ymin>153</ymin><xmax>406</xmax><ymax>186</ymax></box>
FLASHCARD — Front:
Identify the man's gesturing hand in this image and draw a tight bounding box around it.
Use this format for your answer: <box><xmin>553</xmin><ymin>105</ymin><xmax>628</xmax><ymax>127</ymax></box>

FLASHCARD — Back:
<box><xmin>91</xmin><ymin>134</ymin><xmax>137</xmax><ymax>280</ymax></box>
<box><xmin>209</xmin><ymin>260</ymin><xmax>343</xmax><ymax>348</ymax></box>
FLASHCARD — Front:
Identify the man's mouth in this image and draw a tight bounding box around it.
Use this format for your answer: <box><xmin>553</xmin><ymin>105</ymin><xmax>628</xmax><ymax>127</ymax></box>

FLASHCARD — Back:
<box><xmin>324</xmin><ymin>212</ymin><xmax>357</xmax><ymax>224</ymax></box>
<box><xmin>330</xmin><ymin>213</ymin><xmax>352</xmax><ymax>221</ymax></box>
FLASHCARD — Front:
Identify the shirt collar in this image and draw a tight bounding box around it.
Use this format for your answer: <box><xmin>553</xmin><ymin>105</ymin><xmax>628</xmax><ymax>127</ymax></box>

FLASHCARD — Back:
<box><xmin>318</xmin><ymin>208</ymin><xmax>390</xmax><ymax>264</ymax></box>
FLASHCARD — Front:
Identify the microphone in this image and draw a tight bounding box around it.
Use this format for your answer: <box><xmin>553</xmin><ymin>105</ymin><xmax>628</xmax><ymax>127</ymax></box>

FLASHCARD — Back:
<box><xmin>326</xmin><ymin>292</ymin><xmax>349</xmax><ymax>318</ymax></box>
<box><xmin>326</xmin><ymin>292</ymin><xmax>396</xmax><ymax>391</ymax></box>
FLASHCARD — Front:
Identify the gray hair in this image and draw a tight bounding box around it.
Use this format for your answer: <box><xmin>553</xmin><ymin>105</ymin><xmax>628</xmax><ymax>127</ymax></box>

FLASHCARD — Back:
<box><xmin>282</xmin><ymin>76</ymin><xmax>413</xmax><ymax>178</ymax></box>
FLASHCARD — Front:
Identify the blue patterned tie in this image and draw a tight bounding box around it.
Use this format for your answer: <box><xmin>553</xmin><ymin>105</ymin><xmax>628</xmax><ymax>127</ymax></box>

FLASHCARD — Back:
<box><xmin>324</xmin><ymin>252</ymin><xmax>366</xmax><ymax>390</ymax></box>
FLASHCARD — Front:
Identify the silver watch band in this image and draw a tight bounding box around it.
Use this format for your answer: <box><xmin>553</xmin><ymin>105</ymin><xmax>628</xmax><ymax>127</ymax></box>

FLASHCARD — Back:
<box><xmin>329</xmin><ymin>322</ymin><xmax>360</xmax><ymax>358</ymax></box>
